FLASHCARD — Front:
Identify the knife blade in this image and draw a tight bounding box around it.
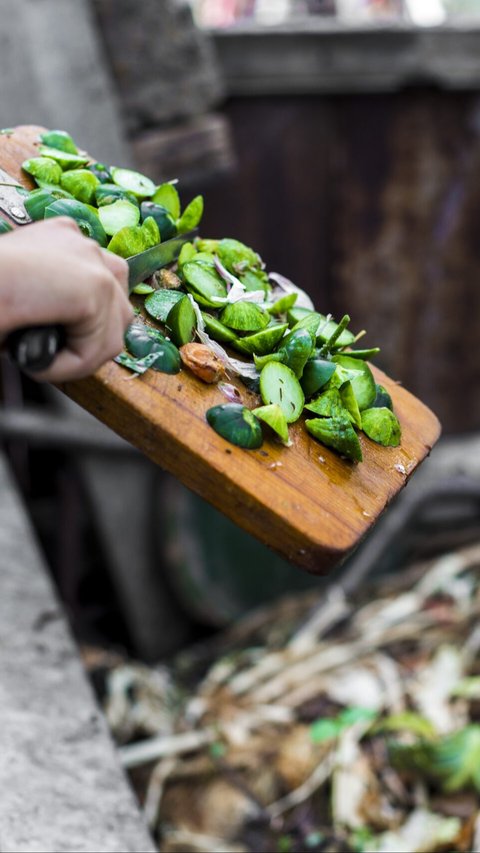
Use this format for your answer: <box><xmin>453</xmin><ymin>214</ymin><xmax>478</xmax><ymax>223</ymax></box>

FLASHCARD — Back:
<box><xmin>127</xmin><ymin>230</ymin><xmax>196</xmax><ymax>291</ymax></box>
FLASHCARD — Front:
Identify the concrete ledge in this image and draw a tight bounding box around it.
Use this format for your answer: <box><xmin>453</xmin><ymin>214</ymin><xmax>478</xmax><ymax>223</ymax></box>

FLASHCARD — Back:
<box><xmin>0</xmin><ymin>453</ymin><xmax>155</xmax><ymax>853</ymax></box>
<box><xmin>212</xmin><ymin>22</ymin><xmax>480</xmax><ymax>94</ymax></box>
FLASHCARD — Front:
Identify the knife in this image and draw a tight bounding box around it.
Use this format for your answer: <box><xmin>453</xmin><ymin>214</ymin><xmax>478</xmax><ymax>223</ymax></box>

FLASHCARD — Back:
<box><xmin>4</xmin><ymin>193</ymin><xmax>196</xmax><ymax>372</ymax></box>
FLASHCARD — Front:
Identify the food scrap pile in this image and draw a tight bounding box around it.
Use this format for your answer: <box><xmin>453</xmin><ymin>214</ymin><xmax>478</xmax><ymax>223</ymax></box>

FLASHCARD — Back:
<box><xmin>85</xmin><ymin>543</ymin><xmax>480</xmax><ymax>853</ymax></box>
<box><xmin>11</xmin><ymin>128</ymin><xmax>401</xmax><ymax>462</ymax></box>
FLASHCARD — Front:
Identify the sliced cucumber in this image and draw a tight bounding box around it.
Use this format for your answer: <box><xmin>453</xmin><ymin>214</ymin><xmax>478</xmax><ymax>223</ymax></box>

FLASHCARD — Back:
<box><xmin>125</xmin><ymin>323</ymin><xmax>166</xmax><ymax>358</ymax></box>
<box><xmin>206</xmin><ymin>404</ymin><xmax>263</xmax><ymax>450</ymax></box>
<box><xmin>22</xmin><ymin>157</ymin><xmax>62</xmax><ymax>185</ymax></box>
<box><xmin>332</xmin><ymin>354</ymin><xmax>376</xmax><ymax>411</ymax></box>
<box><xmin>339</xmin><ymin>381</ymin><xmax>362</xmax><ymax>429</ymax></box>
<box><xmin>40</xmin><ymin>129</ymin><xmax>78</xmax><ymax>154</ymax></box>
<box><xmin>268</xmin><ymin>292</ymin><xmax>297</xmax><ymax>315</ymax></box>
<box><xmin>38</xmin><ymin>145</ymin><xmax>89</xmax><ymax>170</ymax></box>
<box><xmin>177</xmin><ymin>195</ymin><xmax>204</xmax><ymax>233</ymax></box>
<box><xmin>166</xmin><ymin>296</ymin><xmax>197</xmax><ymax>347</ymax></box>
<box><xmin>0</xmin><ymin>218</ymin><xmax>13</xmax><ymax>234</ymax></box>
<box><xmin>152</xmin><ymin>182</ymin><xmax>180</xmax><ymax>219</ymax></box>
<box><xmin>300</xmin><ymin>358</ymin><xmax>336</xmax><ymax>398</ymax></box>
<box><xmin>183</xmin><ymin>261</ymin><xmax>227</xmax><ymax>304</ymax></box>
<box><xmin>201</xmin><ymin>312</ymin><xmax>238</xmax><ymax>344</ymax></box>
<box><xmin>316</xmin><ymin>314</ymin><xmax>355</xmax><ymax>348</ymax></box>
<box><xmin>96</xmin><ymin>183</ymin><xmax>139</xmax><ymax>208</ymax></box>
<box><xmin>111</xmin><ymin>167</ymin><xmax>156</xmax><ymax>199</ymax></box>
<box><xmin>252</xmin><ymin>404</ymin><xmax>290</xmax><ymax>445</ymax></box>
<box><xmin>145</xmin><ymin>289</ymin><xmax>184</xmax><ymax>323</ymax></box>
<box><xmin>60</xmin><ymin>169</ymin><xmax>100</xmax><ymax>205</ymax></box>
<box><xmin>305</xmin><ymin>389</ymin><xmax>346</xmax><ymax>419</ymax></box>
<box><xmin>281</xmin><ymin>328</ymin><xmax>315</xmax><ymax>379</ymax></box>
<box><xmin>140</xmin><ymin>201</ymin><xmax>177</xmax><ymax>241</ymax></box>
<box><xmin>305</xmin><ymin>417</ymin><xmax>363</xmax><ymax>463</ymax></box>
<box><xmin>220</xmin><ymin>301</ymin><xmax>269</xmax><ymax>333</ymax></box>
<box><xmin>232</xmin><ymin>323</ymin><xmax>287</xmax><ymax>356</ymax></box>
<box><xmin>372</xmin><ymin>384</ymin><xmax>393</xmax><ymax>411</ymax></box>
<box><xmin>87</xmin><ymin>163</ymin><xmax>112</xmax><ymax>184</ymax></box>
<box><xmin>24</xmin><ymin>187</ymin><xmax>72</xmax><ymax>221</ymax></box>
<box><xmin>98</xmin><ymin>200</ymin><xmax>140</xmax><ymax>236</ymax></box>
<box><xmin>44</xmin><ymin>198</ymin><xmax>107</xmax><ymax>247</ymax></box>
<box><xmin>260</xmin><ymin>362</ymin><xmax>304</xmax><ymax>424</ymax></box>
<box><xmin>361</xmin><ymin>407</ymin><xmax>401</xmax><ymax>447</ymax></box>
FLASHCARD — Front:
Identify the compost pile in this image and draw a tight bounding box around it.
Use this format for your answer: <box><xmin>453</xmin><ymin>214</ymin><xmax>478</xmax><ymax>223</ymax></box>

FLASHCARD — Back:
<box><xmin>84</xmin><ymin>543</ymin><xmax>480</xmax><ymax>853</ymax></box>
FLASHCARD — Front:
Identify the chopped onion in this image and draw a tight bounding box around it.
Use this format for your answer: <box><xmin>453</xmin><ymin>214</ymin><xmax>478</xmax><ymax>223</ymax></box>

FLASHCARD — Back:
<box><xmin>196</xmin><ymin>329</ymin><xmax>259</xmax><ymax>380</ymax></box>
<box><xmin>187</xmin><ymin>294</ymin><xmax>205</xmax><ymax>333</ymax></box>
<box><xmin>268</xmin><ymin>272</ymin><xmax>315</xmax><ymax>311</ymax></box>
<box><xmin>218</xmin><ymin>382</ymin><xmax>242</xmax><ymax>403</ymax></box>
<box><xmin>214</xmin><ymin>255</ymin><xmax>243</xmax><ymax>291</ymax></box>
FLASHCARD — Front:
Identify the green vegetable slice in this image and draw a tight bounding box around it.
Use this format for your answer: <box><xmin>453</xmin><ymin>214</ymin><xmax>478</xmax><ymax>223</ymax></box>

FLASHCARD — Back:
<box><xmin>300</xmin><ymin>358</ymin><xmax>336</xmax><ymax>398</ymax></box>
<box><xmin>340</xmin><ymin>347</ymin><xmax>381</xmax><ymax>360</ymax></box>
<box><xmin>287</xmin><ymin>306</ymin><xmax>316</xmax><ymax>327</ymax></box>
<box><xmin>38</xmin><ymin>145</ymin><xmax>89</xmax><ymax>170</ymax></box>
<box><xmin>217</xmin><ymin>238</ymin><xmax>262</xmax><ymax>274</ymax></box>
<box><xmin>145</xmin><ymin>289</ymin><xmax>184</xmax><ymax>322</ymax></box>
<box><xmin>125</xmin><ymin>323</ymin><xmax>166</xmax><ymax>358</ymax></box>
<box><xmin>87</xmin><ymin>163</ymin><xmax>112</xmax><ymax>183</ymax></box>
<box><xmin>40</xmin><ymin>129</ymin><xmax>78</xmax><ymax>154</ymax></box>
<box><xmin>44</xmin><ymin>198</ymin><xmax>107</xmax><ymax>247</ymax></box>
<box><xmin>0</xmin><ymin>218</ymin><xmax>13</xmax><ymax>234</ymax></box>
<box><xmin>183</xmin><ymin>261</ymin><xmax>227</xmax><ymax>303</ymax></box>
<box><xmin>206</xmin><ymin>403</ymin><xmax>263</xmax><ymax>450</ymax></box>
<box><xmin>132</xmin><ymin>283</ymin><xmax>155</xmax><ymax>295</ymax></box>
<box><xmin>140</xmin><ymin>201</ymin><xmax>177</xmax><ymax>241</ymax></box>
<box><xmin>339</xmin><ymin>380</ymin><xmax>362</xmax><ymax>429</ymax></box>
<box><xmin>316</xmin><ymin>314</ymin><xmax>355</xmax><ymax>348</ymax></box>
<box><xmin>305</xmin><ymin>388</ymin><xmax>346</xmax><ymax>419</ymax></box>
<box><xmin>178</xmin><ymin>242</ymin><xmax>197</xmax><ymax>268</ymax></box>
<box><xmin>60</xmin><ymin>169</ymin><xmax>100</xmax><ymax>205</ymax></box>
<box><xmin>111</xmin><ymin>167</ymin><xmax>156</xmax><ymax>199</ymax></box>
<box><xmin>149</xmin><ymin>340</ymin><xmax>182</xmax><ymax>374</ymax></box>
<box><xmin>233</xmin><ymin>323</ymin><xmax>288</xmax><ymax>356</ymax></box>
<box><xmin>332</xmin><ymin>354</ymin><xmax>376</xmax><ymax>411</ymax></box>
<box><xmin>115</xmin><ymin>351</ymin><xmax>164</xmax><ymax>375</ymax></box>
<box><xmin>281</xmin><ymin>328</ymin><xmax>315</xmax><ymax>378</ymax></box>
<box><xmin>201</xmin><ymin>312</ymin><xmax>238</xmax><ymax>344</ymax></box>
<box><xmin>221</xmin><ymin>301</ymin><xmax>269</xmax><ymax>333</ymax></box>
<box><xmin>98</xmin><ymin>200</ymin><xmax>140</xmax><ymax>235</ymax></box>
<box><xmin>361</xmin><ymin>407</ymin><xmax>401</xmax><ymax>447</ymax></box>
<box><xmin>177</xmin><ymin>195</ymin><xmax>204</xmax><ymax>233</ymax></box>
<box><xmin>260</xmin><ymin>362</ymin><xmax>305</xmax><ymax>424</ymax></box>
<box><xmin>107</xmin><ymin>217</ymin><xmax>159</xmax><ymax>258</ymax></box>
<box><xmin>252</xmin><ymin>404</ymin><xmax>290</xmax><ymax>445</ymax></box>
<box><xmin>373</xmin><ymin>384</ymin><xmax>393</xmax><ymax>410</ymax></box>
<box><xmin>283</xmin><ymin>313</ymin><xmax>321</xmax><ymax>347</ymax></box>
<box><xmin>152</xmin><ymin>182</ymin><xmax>180</xmax><ymax>219</ymax></box>
<box><xmin>268</xmin><ymin>292</ymin><xmax>297</xmax><ymax>315</ymax></box>
<box><xmin>254</xmin><ymin>351</ymin><xmax>286</xmax><ymax>370</ymax></box>
<box><xmin>166</xmin><ymin>296</ymin><xmax>197</xmax><ymax>346</ymax></box>
<box><xmin>22</xmin><ymin>157</ymin><xmax>62</xmax><ymax>185</ymax></box>
<box><xmin>305</xmin><ymin>417</ymin><xmax>363</xmax><ymax>463</ymax></box>
<box><xmin>240</xmin><ymin>269</ymin><xmax>270</xmax><ymax>293</ymax></box>
<box><xmin>24</xmin><ymin>187</ymin><xmax>73</xmax><ymax>221</ymax></box>
<box><xmin>95</xmin><ymin>183</ymin><xmax>139</xmax><ymax>208</ymax></box>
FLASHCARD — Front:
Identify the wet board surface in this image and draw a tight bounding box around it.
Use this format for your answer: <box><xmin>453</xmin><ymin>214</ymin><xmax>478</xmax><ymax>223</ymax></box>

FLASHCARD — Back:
<box><xmin>0</xmin><ymin>126</ymin><xmax>441</xmax><ymax>574</ymax></box>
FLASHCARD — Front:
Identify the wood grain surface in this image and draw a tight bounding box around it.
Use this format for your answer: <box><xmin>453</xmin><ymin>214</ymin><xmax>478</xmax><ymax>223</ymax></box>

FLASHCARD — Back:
<box><xmin>0</xmin><ymin>126</ymin><xmax>441</xmax><ymax>574</ymax></box>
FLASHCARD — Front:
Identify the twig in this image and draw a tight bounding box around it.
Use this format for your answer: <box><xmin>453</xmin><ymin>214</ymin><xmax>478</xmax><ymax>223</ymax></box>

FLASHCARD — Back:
<box><xmin>120</xmin><ymin>728</ymin><xmax>216</xmax><ymax>769</ymax></box>
<box><xmin>267</xmin><ymin>751</ymin><xmax>335</xmax><ymax>819</ymax></box>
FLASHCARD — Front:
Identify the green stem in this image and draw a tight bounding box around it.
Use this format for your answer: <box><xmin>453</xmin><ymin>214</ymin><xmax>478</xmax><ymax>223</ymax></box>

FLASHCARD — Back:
<box><xmin>320</xmin><ymin>314</ymin><xmax>350</xmax><ymax>356</ymax></box>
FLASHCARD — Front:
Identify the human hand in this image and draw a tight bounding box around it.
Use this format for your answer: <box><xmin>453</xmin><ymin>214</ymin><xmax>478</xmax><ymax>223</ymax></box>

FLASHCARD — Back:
<box><xmin>0</xmin><ymin>218</ymin><xmax>133</xmax><ymax>382</ymax></box>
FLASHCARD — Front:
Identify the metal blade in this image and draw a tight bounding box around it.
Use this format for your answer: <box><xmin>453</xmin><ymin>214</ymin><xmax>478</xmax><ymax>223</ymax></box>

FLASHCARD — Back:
<box><xmin>127</xmin><ymin>230</ymin><xmax>197</xmax><ymax>291</ymax></box>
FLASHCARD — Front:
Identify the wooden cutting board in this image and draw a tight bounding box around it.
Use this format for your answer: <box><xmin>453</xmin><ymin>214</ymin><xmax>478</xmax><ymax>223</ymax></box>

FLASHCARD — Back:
<box><xmin>0</xmin><ymin>126</ymin><xmax>441</xmax><ymax>574</ymax></box>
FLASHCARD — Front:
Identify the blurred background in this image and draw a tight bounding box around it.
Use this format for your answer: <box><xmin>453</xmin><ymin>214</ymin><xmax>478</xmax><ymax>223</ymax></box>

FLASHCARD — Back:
<box><xmin>3</xmin><ymin>2</ymin><xmax>480</xmax><ymax>851</ymax></box>
<box><xmin>2</xmin><ymin>0</ymin><xmax>480</xmax><ymax>659</ymax></box>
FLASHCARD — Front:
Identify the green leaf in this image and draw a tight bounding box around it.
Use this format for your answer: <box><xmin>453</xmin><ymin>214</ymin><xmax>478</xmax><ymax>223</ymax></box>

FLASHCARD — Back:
<box><xmin>373</xmin><ymin>712</ymin><xmax>436</xmax><ymax>739</ymax></box>
<box><xmin>310</xmin><ymin>719</ymin><xmax>342</xmax><ymax>743</ymax></box>
<box><xmin>338</xmin><ymin>706</ymin><xmax>377</xmax><ymax>726</ymax></box>
<box><xmin>177</xmin><ymin>195</ymin><xmax>204</xmax><ymax>233</ymax></box>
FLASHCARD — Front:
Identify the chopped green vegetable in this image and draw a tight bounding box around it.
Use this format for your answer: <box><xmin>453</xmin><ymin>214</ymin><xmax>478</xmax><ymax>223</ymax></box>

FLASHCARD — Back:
<box><xmin>38</xmin><ymin>145</ymin><xmax>89</xmax><ymax>170</ymax></box>
<box><xmin>233</xmin><ymin>323</ymin><xmax>288</xmax><ymax>356</ymax></box>
<box><xmin>332</xmin><ymin>354</ymin><xmax>376</xmax><ymax>411</ymax></box>
<box><xmin>145</xmin><ymin>289</ymin><xmax>184</xmax><ymax>323</ymax></box>
<box><xmin>111</xmin><ymin>167</ymin><xmax>156</xmax><ymax>199</ymax></box>
<box><xmin>166</xmin><ymin>296</ymin><xmax>197</xmax><ymax>347</ymax></box>
<box><xmin>252</xmin><ymin>404</ymin><xmax>290</xmax><ymax>445</ymax></box>
<box><xmin>24</xmin><ymin>187</ymin><xmax>72</xmax><ymax>221</ymax></box>
<box><xmin>206</xmin><ymin>404</ymin><xmax>263</xmax><ymax>449</ymax></box>
<box><xmin>140</xmin><ymin>201</ymin><xmax>177</xmax><ymax>241</ymax></box>
<box><xmin>281</xmin><ymin>328</ymin><xmax>315</xmax><ymax>378</ymax></box>
<box><xmin>60</xmin><ymin>169</ymin><xmax>100</xmax><ymax>205</ymax></box>
<box><xmin>268</xmin><ymin>292</ymin><xmax>297</xmax><ymax>315</ymax></box>
<box><xmin>305</xmin><ymin>416</ymin><xmax>363</xmax><ymax>463</ymax></box>
<box><xmin>260</xmin><ymin>362</ymin><xmax>305</xmax><ymax>424</ymax></box>
<box><xmin>183</xmin><ymin>261</ymin><xmax>227</xmax><ymax>304</ymax></box>
<box><xmin>361</xmin><ymin>407</ymin><xmax>401</xmax><ymax>447</ymax></box>
<box><xmin>0</xmin><ymin>218</ymin><xmax>13</xmax><ymax>234</ymax></box>
<box><xmin>107</xmin><ymin>217</ymin><xmax>159</xmax><ymax>258</ymax></box>
<box><xmin>96</xmin><ymin>183</ymin><xmax>139</xmax><ymax>208</ymax></box>
<box><xmin>300</xmin><ymin>358</ymin><xmax>336</xmax><ymax>398</ymax></box>
<box><xmin>22</xmin><ymin>156</ymin><xmax>62</xmax><ymax>185</ymax></box>
<box><xmin>217</xmin><ymin>238</ymin><xmax>262</xmax><ymax>274</ymax></box>
<box><xmin>98</xmin><ymin>199</ymin><xmax>140</xmax><ymax>236</ymax></box>
<box><xmin>40</xmin><ymin>129</ymin><xmax>78</xmax><ymax>154</ymax></box>
<box><xmin>221</xmin><ymin>302</ymin><xmax>270</xmax><ymax>333</ymax></box>
<box><xmin>372</xmin><ymin>384</ymin><xmax>393</xmax><ymax>410</ymax></box>
<box><xmin>152</xmin><ymin>182</ymin><xmax>181</xmax><ymax>219</ymax></box>
<box><xmin>202</xmin><ymin>313</ymin><xmax>238</xmax><ymax>344</ymax></box>
<box><xmin>44</xmin><ymin>198</ymin><xmax>108</xmax><ymax>247</ymax></box>
<box><xmin>87</xmin><ymin>162</ymin><xmax>112</xmax><ymax>184</ymax></box>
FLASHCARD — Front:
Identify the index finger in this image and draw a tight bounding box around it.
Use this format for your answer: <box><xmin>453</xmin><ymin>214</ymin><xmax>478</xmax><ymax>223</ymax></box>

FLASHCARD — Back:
<box><xmin>100</xmin><ymin>248</ymin><xmax>129</xmax><ymax>295</ymax></box>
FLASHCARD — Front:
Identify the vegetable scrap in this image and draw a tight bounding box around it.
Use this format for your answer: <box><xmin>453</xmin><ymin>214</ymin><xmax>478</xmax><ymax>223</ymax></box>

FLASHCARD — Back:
<box><xmin>17</xmin><ymin>129</ymin><xmax>401</xmax><ymax>462</ymax></box>
<box><xmin>83</xmin><ymin>541</ymin><xmax>480</xmax><ymax>853</ymax></box>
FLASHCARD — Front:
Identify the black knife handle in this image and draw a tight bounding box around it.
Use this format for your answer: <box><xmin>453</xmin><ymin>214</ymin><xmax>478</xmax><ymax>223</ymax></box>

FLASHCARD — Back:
<box><xmin>6</xmin><ymin>324</ymin><xmax>66</xmax><ymax>372</ymax></box>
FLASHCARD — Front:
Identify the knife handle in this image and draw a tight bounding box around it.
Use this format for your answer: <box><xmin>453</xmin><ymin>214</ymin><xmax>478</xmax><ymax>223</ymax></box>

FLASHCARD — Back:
<box><xmin>6</xmin><ymin>324</ymin><xmax>66</xmax><ymax>372</ymax></box>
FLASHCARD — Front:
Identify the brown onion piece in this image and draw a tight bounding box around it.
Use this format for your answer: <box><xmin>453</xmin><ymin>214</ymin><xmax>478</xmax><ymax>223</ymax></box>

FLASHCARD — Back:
<box><xmin>180</xmin><ymin>343</ymin><xmax>224</xmax><ymax>384</ymax></box>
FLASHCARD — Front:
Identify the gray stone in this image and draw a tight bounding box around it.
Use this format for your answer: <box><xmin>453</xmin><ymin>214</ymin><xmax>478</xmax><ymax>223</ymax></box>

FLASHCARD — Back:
<box><xmin>0</xmin><ymin>453</ymin><xmax>156</xmax><ymax>853</ymax></box>
<box><xmin>92</xmin><ymin>0</ymin><xmax>223</xmax><ymax>132</ymax></box>
<box><xmin>0</xmin><ymin>0</ymin><xmax>131</xmax><ymax>165</ymax></box>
